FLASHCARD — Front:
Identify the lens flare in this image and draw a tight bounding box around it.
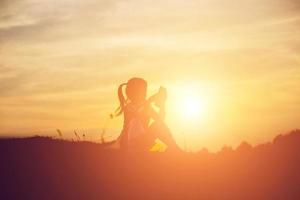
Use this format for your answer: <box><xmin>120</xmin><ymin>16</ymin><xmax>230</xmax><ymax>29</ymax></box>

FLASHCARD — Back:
<box><xmin>181</xmin><ymin>97</ymin><xmax>203</xmax><ymax>119</ymax></box>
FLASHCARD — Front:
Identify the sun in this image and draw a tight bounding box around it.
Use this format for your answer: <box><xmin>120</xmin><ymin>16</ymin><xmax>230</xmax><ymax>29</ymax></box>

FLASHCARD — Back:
<box><xmin>168</xmin><ymin>85</ymin><xmax>206</xmax><ymax>122</ymax></box>
<box><xmin>181</xmin><ymin>97</ymin><xmax>202</xmax><ymax>119</ymax></box>
<box><xmin>179</xmin><ymin>93</ymin><xmax>205</xmax><ymax>122</ymax></box>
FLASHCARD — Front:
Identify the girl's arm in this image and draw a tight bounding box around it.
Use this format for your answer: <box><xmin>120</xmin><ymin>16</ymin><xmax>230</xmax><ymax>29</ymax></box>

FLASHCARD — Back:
<box><xmin>146</xmin><ymin>87</ymin><xmax>167</xmax><ymax>121</ymax></box>
<box><xmin>148</xmin><ymin>87</ymin><xmax>167</xmax><ymax>121</ymax></box>
<box><xmin>157</xmin><ymin>102</ymin><xmax>166</xmax><ymax>120</ymax></box>
<box><xmin>147</xmin><ymin>104</ymin><xmax>165</xmax><ymax>122</ymax></box>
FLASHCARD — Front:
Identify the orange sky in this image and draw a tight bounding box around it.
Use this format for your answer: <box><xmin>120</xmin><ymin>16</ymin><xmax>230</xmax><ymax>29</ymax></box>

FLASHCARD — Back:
<box><xmin>0</xmin><ymin>0</ymin><xmax>299</xmax><ymax>151</ymax></box>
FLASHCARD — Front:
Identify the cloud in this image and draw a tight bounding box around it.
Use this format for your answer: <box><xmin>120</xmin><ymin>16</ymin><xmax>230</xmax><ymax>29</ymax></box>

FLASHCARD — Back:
<box><xmin>0</xmin><ymin>71</ymin><xmax>27</xmax><ymax>95</ymax></box>
<box><xmin>1</xmin><ymin>0</ymin><xmax>299</xmax><ymax>46</ymax></box>
<box><xmin>0</xmin><ymin>0</ymin><xmax>123</xmax><ymax>44</ymax></box>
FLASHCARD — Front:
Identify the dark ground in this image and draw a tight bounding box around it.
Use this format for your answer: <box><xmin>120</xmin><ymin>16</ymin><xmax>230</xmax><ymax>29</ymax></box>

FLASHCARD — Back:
<box><xmin>1</xmin><ymin>130</ymin><xmax>300</xmax><ymax>200</ymax></box>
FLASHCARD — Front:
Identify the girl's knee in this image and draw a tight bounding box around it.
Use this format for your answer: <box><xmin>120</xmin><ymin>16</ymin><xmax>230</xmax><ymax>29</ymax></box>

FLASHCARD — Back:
<box><xmin>149</xmin><ymin>121</ymin><xmax>165</xmax><ymax>131</ymax></box>
<box><xmin>149</xmin><ymin>121</ymin><xmax>171</xmax><ymax>137</ymax></box>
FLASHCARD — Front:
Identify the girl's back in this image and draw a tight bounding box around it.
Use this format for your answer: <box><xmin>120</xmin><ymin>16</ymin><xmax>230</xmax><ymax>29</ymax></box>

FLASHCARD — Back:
<box><xmin>122</xmin><ymin>102</ymin><xmax>150</xmax><ymax>147</ymax></box>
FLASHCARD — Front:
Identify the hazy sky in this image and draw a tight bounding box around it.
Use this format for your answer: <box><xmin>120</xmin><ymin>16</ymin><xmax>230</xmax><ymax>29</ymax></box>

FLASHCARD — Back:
<box><xmin>0</xmin><ymin>0</ymin><xmax>299</xmax><ymax>151</ymax></box>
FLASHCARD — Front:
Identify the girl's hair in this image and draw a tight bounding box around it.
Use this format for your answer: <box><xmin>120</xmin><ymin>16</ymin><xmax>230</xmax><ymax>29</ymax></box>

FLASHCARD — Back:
<box><xmin>115</xmin><ymin>78</ymin><xmax>147</xmax><ymax>116</ymax></box>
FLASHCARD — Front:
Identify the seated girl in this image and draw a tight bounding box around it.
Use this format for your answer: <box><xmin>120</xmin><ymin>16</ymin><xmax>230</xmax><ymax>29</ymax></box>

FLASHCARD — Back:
<box><xmin>114</xmin><ymin>77</ymin><xmax>180</xmax><ymax>152</ymax></box>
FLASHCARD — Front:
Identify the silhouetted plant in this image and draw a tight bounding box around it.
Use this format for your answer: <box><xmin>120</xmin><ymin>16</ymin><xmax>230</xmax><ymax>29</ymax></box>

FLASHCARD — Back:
<box><xmin>101</xmin><ymin>129</ymin><xmax>106</xmax><ymax>144</ymax></box>
<box><xmin>56</xmin><ymin>129</ymin><xmax>63</xmax><ymax>138</ymax></box>
<box><xmin>74</xmin><ymin>130</ymin><xmax>81</xmax><ymax>141</ymax></box>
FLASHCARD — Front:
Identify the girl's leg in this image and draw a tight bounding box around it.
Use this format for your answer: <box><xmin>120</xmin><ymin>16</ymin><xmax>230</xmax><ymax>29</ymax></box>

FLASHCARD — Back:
<box><xmin>130</xmin><ymin>130</ymin><xmax>156</xmax><ymax>151</ymax></box>
<box><xmin>148</xmin><ymin>121</ymin><xmax>181</xmax><ymax>151</ymax></box>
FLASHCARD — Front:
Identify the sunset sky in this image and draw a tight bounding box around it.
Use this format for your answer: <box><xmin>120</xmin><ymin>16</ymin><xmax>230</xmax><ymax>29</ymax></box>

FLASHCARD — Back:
<box><xmin>0</xmin><ymin>0</ymin><xmax>299</xmax><ymax>151</ymax></box>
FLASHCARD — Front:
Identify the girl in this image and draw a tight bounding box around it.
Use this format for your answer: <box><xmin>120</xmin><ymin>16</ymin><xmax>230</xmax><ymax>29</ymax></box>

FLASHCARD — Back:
<box><xmin>115</xmin><ymin>77</ymin><xmax>180</xmax><ymax>152</ymax></box>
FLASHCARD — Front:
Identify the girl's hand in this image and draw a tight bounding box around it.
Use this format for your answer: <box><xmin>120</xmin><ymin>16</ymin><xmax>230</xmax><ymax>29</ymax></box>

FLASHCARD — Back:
<box><xmin>159</xmin><ymin>87</ymin><xmax>167</xmax><ymax>101</ymax></box>
<box><xmin>154</xmin><ymin>87</ymin><xmax>167</xmax><ymax>108</ymax></box>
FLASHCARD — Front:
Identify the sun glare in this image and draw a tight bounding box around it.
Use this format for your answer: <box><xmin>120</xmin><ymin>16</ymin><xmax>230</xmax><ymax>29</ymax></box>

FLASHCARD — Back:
<box><xmin>168</xmin><ymin>84</ymin><xmax>206</xmax><ymax>123</ymax></box>
<box><xmin>181</xmin><ymin>97</ymin><xmax>202</xmax><ymax>119</ymax></box>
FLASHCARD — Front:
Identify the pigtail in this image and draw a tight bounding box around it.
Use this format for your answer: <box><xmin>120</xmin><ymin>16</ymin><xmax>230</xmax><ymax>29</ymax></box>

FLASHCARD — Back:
<box><xmin>114</xmin><ymin>83</ymin><xmax>127</xmax><ymax>116</ymax></box>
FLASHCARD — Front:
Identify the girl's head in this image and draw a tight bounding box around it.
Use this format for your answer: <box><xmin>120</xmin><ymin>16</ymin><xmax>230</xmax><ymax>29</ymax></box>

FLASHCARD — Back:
<box><xmin>115</xmin><ymin>77</ymin><xmax>148</xmax><ymax>116</ymax></box>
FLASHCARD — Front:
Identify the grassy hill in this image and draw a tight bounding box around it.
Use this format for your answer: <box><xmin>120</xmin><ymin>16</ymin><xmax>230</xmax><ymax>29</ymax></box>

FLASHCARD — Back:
<box><xmin>1</xmin><ymin>130</ymin><xmax>300</xmax><ymax>200</ymax></box>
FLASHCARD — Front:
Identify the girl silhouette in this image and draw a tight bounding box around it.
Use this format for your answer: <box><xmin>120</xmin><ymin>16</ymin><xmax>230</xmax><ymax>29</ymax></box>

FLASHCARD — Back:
<box><xmin>115</xmin><ymin>77</ymin><xmax>180</xmax><ymax>152</ymax></box>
